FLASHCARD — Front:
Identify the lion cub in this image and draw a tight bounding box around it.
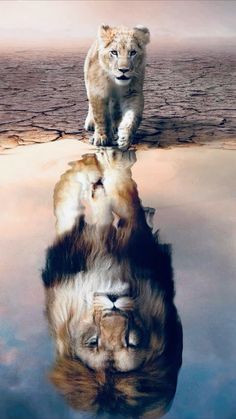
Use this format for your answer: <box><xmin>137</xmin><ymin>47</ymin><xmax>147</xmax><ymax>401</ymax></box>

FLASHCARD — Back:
<box><xmin>84</xmin><ymin>25</ymin><xmax>150</xmax><ymax>150</ymax></box>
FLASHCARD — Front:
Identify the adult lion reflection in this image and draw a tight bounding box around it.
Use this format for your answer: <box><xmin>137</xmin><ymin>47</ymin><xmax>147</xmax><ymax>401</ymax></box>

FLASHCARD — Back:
<box><xmin>42</xmin><ymin>149</ymin><xmax>182</xmax><ymax>418</ymax></box>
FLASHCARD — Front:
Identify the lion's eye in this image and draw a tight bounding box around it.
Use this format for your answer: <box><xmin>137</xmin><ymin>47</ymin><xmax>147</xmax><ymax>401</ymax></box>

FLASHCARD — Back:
<box><xmin>129</xmin><ymin>342</ymin><xmax>138</xmax><ymax>348</ymax></box>
<box><xmin>86</xmin><ymin>336</ymin><xmax>98</xmax><ymax>348</ymax></box>
<box><xmin>128</xmin><ymin>333</ymin><xmax>139</xmax><ymax>348</ymax></box>
<box><xmin>110</xmin><ymin>50</ymin><xmax>118</xmax><ymax>56</ymax></box>
<box><xmin>130</xmin><ymin>50</ymin><xmax>137</xmax><ymax>57</ymax></box>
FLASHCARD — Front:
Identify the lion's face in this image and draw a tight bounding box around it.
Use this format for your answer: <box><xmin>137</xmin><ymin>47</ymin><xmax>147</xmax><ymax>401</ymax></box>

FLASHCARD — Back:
<box><xmin>47</xmin><ymin>279</ymin><xmax>182</xmax><ymax>418</ymax></box>
<box><xmin>49</xmin><ymin>286</ymin><xmax>164</xmax><ymax>373</ymax></box>
<box><xmin>98</xmin><ymin>25</ymin><xmax>150</xmax><ymax>86</ymax></box>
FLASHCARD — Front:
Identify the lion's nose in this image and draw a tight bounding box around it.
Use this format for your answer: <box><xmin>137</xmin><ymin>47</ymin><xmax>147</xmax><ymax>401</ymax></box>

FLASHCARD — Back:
<box><xmin>108</xmin><ymin>294</ymin><xmax>118</xmax><ymax>302</ymax></box>
<box><xmin>119</xmin><ymin>68</ymin><xmax>129</xmax><ymax>73</ymax></box>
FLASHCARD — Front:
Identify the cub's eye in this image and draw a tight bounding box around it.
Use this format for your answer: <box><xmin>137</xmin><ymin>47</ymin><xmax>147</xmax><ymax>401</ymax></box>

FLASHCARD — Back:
<box><xmin>130</xmin><ymin>50</ymin><xmax>137</xmax><ymax>57</ymax></box>
<box><xmin>110</xmin><ymin>50</ymin><xmax>118</xmax><ymax>56</ymax></box>
<box><xmin>86</xmin><ymin>336</ymin><xmax>98</xmax><ymax>348</ymax></box>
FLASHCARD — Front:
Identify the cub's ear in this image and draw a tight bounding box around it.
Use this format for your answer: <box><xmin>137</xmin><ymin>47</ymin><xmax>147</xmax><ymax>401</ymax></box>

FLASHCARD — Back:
<box><xmin>133</xmin><ymin>25</ymin><xmax>150</xmax><ymax>45</ymax></box>
<box><xmin>98</xmin><ymin>24</ymin><xmax>113</xmax><ymax>45</ymax></box>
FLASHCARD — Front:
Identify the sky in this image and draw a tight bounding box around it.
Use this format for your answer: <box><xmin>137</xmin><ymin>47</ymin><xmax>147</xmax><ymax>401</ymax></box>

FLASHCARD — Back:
<box><xmin>0</xmin><ymin>0</ymin><xmax>236</xmax><ymax>48</ymax></box>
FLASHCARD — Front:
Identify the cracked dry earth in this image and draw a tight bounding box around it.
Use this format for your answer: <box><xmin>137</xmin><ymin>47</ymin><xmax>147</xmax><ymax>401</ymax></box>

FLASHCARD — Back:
<box><xmin>0</xmin><ymin>47</ymin><xmax>235</xmax><ymax>151</ymax></box>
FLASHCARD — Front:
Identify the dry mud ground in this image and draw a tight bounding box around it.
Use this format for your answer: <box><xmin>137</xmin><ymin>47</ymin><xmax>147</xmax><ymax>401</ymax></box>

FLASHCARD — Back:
<box><xmin>0</xmin><ymin>46</ymin><xmax>235</xmax><ymax>151</ymax></box>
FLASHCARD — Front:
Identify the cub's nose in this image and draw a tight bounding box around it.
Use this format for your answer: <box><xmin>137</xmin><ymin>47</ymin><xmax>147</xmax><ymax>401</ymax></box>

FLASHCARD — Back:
<box><xmin>119</xmin><ymin>68</ymin><xmax>129</xmax><ymax>73</ymax></box>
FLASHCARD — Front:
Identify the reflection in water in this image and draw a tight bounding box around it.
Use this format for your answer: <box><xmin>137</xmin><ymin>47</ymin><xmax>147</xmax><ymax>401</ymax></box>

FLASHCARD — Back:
<box><xmin>41</xmin><ymin>149</ymin><xmax>182</xmax><ymax>418</ymax></box>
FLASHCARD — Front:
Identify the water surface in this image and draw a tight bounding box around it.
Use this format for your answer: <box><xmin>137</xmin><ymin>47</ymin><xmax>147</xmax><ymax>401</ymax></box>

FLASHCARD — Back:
<box><xmin>0</xmin><ymin>141</ymin><xmax>236</xmax><ymax>419</ymax></box>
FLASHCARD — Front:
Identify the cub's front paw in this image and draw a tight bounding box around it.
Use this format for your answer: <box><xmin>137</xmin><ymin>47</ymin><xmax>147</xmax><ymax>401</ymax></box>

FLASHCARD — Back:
<box><xmin>117</xmin><ymin>134</ymin><xmax>131</xmax><ymax>151</ymax></box>
<box><xmin>92</xmin><ymin>131</ymin><xmax>109</xmax><ymax>147</ymax></box>
<box><xmin>84</xmin><ymin>116</ymin><xmax>95</xmax><ymax>131</ymax></box>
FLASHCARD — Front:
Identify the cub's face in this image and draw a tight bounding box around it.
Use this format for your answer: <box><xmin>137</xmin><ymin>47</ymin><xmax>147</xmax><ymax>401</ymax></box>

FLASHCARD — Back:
<box><xmin>98</xmin><ymin>25</ymin><xmax>150</xmax><ymax>86</ymax></box>
<box><xmin>52</xmin><ymin>292</ymin><xmax>162</xmax><ymax>372</ymax></box>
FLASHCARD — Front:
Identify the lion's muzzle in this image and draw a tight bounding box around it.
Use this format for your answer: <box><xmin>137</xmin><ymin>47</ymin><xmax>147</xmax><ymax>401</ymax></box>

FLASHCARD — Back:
<box><xmin>100</xmin><ymin>311</ymin><xmax>128</xmax><ymax>350</ymax></box>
